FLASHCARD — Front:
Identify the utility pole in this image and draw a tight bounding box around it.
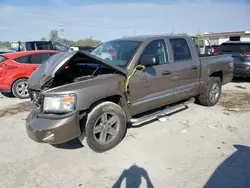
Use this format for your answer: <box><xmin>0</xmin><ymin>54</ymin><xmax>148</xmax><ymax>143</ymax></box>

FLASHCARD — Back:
<box><xmin>60</xmin><ymin>24</ymin><xmax>64</xmax><ymax>40</ymax></box>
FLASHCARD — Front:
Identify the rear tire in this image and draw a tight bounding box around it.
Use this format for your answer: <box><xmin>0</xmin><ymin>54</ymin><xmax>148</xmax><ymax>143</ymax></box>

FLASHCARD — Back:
<box><xmin>196</xmin><ymin>77</ymin><xmax>222</xmax><ymax>107</ymax></box>
<box><xmin>12</xmin><ymin>78</ymin><xmax>29</xmax><ymax>99</ymax></box>
<box><xmin>78</xmin><ymin>101</ymin><xmax>127</xmax><ymax>153</ymax></box>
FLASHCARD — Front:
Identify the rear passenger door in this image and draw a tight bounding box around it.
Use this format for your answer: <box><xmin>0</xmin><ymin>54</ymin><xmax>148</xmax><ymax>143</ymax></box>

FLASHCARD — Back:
<box><xmin>169</xmin><ymin>38</ymin><xmax>200</xmax><ymax>99</ymax></box>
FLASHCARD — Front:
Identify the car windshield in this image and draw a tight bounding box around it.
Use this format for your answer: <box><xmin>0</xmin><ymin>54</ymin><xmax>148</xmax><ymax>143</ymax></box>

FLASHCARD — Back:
<box><xmin>220</xmin><ymin>43</ymin><xmax>250</xmax><ymax>53</ymax></box>
<box><xmin>52</xmin><ymin>41</ymin><xmax>70</xmax><ymax>52</ymax></box>
<box><xmin>90</xmin><ymin>40</ymin><xmax>141</xmax><ymax>67</ymax></box>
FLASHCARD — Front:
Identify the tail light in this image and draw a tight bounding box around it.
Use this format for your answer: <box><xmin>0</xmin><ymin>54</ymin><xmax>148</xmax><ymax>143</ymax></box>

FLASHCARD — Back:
<box><xmin>243</xmin><ymin>52</ymin><xmax>250</xmax><ymax>56</ymax></box>
<box><xmin>241</xmin><ymin>52</ymin><xmax>250</xmax><ymax>62</ymax></box>
<box><xmin>212</xmin><ymin>51</ymin><xmax>220</xmax><ymax>55</ymax></box>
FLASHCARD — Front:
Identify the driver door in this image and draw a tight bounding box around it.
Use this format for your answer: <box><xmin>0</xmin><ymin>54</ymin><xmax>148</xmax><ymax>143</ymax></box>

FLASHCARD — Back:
<box><xmin>128</xmin><ymin>39</ymin><xmax>179</xmax><ymax>115</ymax></box>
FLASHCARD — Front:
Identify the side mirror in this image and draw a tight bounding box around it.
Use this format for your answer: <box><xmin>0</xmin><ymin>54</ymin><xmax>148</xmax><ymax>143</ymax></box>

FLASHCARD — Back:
<box><xmin>140</xmin><ymin>55</ymin><xmax>159</xmax><ymax>67</ymax></box>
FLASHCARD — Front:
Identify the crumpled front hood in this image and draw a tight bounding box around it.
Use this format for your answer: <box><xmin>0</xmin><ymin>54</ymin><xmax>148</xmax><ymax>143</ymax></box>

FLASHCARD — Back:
<box><xmin>27</xmin><ymin>51</ymin><xmax>127</xmax><ymax>90</ymax></box>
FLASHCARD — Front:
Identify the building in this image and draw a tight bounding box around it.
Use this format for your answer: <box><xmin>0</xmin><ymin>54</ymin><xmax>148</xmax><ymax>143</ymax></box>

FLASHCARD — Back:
<box><xmin>203</xmin><ymin>31</ymin><xmax>250</xmax><ymax>45</ymax></box>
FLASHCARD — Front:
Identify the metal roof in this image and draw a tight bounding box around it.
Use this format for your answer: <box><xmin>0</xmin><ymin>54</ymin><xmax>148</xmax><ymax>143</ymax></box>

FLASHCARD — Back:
<box><xmin>204</xmin><ymin>31</ymin><xmax>250</xmax><ymax>37</ymax></box>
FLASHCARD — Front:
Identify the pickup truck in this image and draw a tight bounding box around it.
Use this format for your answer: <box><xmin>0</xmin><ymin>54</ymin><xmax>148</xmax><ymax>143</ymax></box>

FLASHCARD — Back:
<box><xmin>25</xmin><ymin>35</ymin><xmax>234</xmax><ymax>153</ymax></box>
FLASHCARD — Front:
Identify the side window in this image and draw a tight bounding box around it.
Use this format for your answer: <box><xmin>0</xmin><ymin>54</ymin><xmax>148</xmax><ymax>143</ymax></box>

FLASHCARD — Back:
<box><xmin>35</xmin><ymin>43</ymin><xmax>53</xmax><ymax>50</ymax></box>
<box><xmin>26</xmin><ymin>43</ymin><xmax>35</xmax><ymax>50</ymax></box>
<box><xmin>30</xmin><ymin>54</ymin><xmax>52</xmax><ymax>64</ymax></box>
<box><xmin>170</xmin><ymin>38</ymin><xmax>192</xmax><ymax>61</ymax></box>
<box><xmin>14</xmin><ymin>56</ymin><xmax>30</xmax><ymax>64</ymax></box>
<box><xmin>141</xmin><ymin>39</ymin><xmax>168</xmax><ymax>64</ymax></box>
<box><xmin>52</xmin><ymin>41</ymin><xmax>69</xmax><ymax>52</ymax></box>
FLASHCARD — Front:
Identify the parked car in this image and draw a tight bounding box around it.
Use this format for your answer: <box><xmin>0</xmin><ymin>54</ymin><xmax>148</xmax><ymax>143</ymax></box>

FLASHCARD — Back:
<box><xmin>17</xmin><ymin>41</ymin><xmax>70</xmax><ymax>52</ymax></box>
<box><xmin>26</xmin><ymin>35</ymin><xmax>234</xmax><ymax>152</ymax></box>
<box><xmin>0</xmin><ymin>50</ymin><xmax>59</xmax><ymax>99</ymax></box>
<box><xmin>219</xmin><ymin>41</ymin><xmax>250</xmax><ymax>78</ymax></box>
<box><xmin>211</xmin><ymin>45</ymin><xmax>221</xmax><ymax>55</ymax></box>
<box><xmin>70</xmin><ymin>46</ymin><xmax>96</xmax><ymax>53</ymax></box>
<box><xmin>0</xmin><ymin>49</ymin><xmax>15</xmax><ymax>54</ymax></box>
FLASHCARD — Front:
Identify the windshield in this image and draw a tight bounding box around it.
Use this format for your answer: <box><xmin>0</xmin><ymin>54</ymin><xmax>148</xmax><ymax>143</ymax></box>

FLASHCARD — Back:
<box><xmin>52</xmin><ymin>41</ymin><xmax>70</xmax><ymax>52</ymax></box>
<box><xmin>90</xmin><ymin>40</ymin><xmax>141</xmax><ymax>67</ymax></box>
<box><xmin>220</xmin><ymin>43</ymin><xmax>250</xmax><ymax>53</ymax></box>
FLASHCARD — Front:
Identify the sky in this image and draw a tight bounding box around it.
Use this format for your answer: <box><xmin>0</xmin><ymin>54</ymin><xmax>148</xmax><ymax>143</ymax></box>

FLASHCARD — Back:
<box><xmin>0</xmin><ymin>0</ymin><xmax>249</xmax><ymax>42</ymax></box>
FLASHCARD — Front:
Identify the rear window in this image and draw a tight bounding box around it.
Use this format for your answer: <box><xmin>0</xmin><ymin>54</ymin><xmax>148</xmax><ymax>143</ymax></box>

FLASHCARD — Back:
<box><xmin>220</xmin><ymin>43</ymin><xmax>250</xmax><ymax>53</ymax></box>
<box><xmin>170</xmin><ymin>38</ymin><xmax>192</xmax><ymax>61</ymax></box>
<box><xmin>14</xmin><ymin>56</ymin><xmax>30</xmax><ymax>64</ymax></box>
<box><xmin>0</xmin><ymin>55</ymin><xmax>7</xmax><ymax>63</ymax></box>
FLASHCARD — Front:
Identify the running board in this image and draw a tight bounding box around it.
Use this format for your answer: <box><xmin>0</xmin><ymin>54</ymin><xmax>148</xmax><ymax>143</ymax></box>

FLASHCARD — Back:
<box><xmin>130</xmin><ymin>97</ymin><xmax>195</xmax><ymax>126</ymax></box>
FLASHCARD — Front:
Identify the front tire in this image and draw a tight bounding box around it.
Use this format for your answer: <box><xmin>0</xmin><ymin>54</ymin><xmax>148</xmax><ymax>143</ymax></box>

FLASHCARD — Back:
<box><xmin>78</xmin><ymin>101</ymin><xmax>127</xmax><ymax>153</ymax></box>
<box><xmin>12</xmin><ymin>78</ymin><xmax>29</xmax><ymax>99</ymax></box>
<box><xmin>197</xmin><ymin>77</ymin><xmax>222</xmax><ymax>107</ymax></box>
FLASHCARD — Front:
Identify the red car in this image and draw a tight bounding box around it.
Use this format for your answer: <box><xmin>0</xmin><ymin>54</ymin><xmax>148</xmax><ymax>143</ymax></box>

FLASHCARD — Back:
<box><xmin>0</xmin><ymin>50</ymin><xmax>59</xmax><ymax>99</ymax></box>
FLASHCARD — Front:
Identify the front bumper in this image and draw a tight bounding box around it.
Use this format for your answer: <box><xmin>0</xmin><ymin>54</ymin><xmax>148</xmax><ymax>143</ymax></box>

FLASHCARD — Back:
<box><xmin>25</xmin><ymin>108</ymin><xmax>82</xmax><ymax>144</ymax></box>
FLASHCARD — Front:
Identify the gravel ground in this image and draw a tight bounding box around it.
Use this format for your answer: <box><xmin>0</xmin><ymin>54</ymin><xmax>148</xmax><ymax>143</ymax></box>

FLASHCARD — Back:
<box><xmin>0</xmin><ymin>81</ymin><xmax>250</xmax><ymax>188</ymax></box>
<box><xmin>0</xmin><ymin>93</ymin><xmax>29</xmax><ymax>111</ymax></box>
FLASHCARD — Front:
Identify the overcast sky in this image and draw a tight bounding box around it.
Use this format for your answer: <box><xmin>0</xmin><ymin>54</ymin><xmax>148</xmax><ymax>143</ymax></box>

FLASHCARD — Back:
<box><xmin>0</xmin><ymin>0</ymin><xmax>249</xmax><ymax>42</ymax></box>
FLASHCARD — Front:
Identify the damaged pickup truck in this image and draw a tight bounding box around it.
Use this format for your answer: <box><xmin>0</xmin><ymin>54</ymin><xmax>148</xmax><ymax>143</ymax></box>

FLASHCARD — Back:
<box><xmin>26</xmin><ymin>35</ymin><xmax>234</xmax><ymax>152</ymax></box>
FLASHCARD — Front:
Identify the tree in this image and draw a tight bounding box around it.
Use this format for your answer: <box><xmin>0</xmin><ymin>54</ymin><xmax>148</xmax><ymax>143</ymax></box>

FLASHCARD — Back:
<box><xmin>49</xmin><ymin>30</ymin><xmax>59</xmax><ymax>41</ymax></box>
<box><xmin>40</xmin><ymin>37</ymin><xmax>47</xmax><ymax>41</ymax></box>
<box><xmin>196</xmin><ymin>34</ymin><xmax>204</xmax><ymax>40</ymax></box>
<box><xmin>176</xmin><ymin>33</ymin><xmax>189</xmax><ymax>36</ymax></box>
<box><xmin>0</xmin><ymin>41</ymin><xmax>11</xmax><ymax>48</ymax></box>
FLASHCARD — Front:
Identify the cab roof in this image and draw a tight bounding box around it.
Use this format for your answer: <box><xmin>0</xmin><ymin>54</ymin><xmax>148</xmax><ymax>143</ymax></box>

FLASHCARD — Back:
<box><xmin>110</xmin><ymin>35</ymin><xmax>190</xmax><ymax>42</ymax></box>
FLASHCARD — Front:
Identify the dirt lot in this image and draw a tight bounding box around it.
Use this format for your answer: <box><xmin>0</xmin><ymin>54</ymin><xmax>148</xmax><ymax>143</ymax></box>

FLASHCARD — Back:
<box><xmin>0</xmin><ymin>81</ymin><xmax>250</xmax><ymax>188</ymax></box>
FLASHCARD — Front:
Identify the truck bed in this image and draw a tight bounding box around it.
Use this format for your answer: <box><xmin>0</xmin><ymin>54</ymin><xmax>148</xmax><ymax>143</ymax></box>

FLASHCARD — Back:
<box><xmin>200</xmin><ymin>54</ymin><xmax>234</xmax><ymax>85</ymax></box>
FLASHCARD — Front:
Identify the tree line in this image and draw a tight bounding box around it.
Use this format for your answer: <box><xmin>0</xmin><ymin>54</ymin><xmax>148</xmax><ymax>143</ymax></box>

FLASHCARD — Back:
<box><xmin>40</xmin><ymin>29</ymin><xmax>102</xmax><ymax>47</ymax></box>
<box><xmin>0</xmin><ymin>30</ymin><xmax>203</xmax><ymax>49</ymax></box>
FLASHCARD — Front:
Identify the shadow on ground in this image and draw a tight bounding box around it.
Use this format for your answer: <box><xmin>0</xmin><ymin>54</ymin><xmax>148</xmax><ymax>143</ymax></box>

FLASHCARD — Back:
<box><xmin>231</xmin><ymin>77</ymin><xmax>249</xmax><ymax>83</ymax></box>
<box><xmin>112</xmin><ymin>165</ymin><xmax>154</xmax><ymax>188</ymax></box>
<box><xmin>204</xmin><ymin>145</ymin><xmax>250</xmax><ymax>188</ymax></box>
<box><xmin>51</xmin><ymin>138</ymin><xmax>83</xmax><ymax>150</ymax></box>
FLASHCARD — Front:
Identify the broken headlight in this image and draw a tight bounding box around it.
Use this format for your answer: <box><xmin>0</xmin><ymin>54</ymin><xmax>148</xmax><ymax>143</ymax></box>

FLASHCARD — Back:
<box><xmin>43</xmin><ymin>94</ymin><xmax>77</xmax><ymax>114</ymax></box>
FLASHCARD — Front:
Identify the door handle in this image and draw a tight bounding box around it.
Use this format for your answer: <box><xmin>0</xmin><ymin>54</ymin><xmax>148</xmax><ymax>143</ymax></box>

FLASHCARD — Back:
<box><xmin>161</xmin><ymin>70</ymin><xmax>171</xmax><ymax>75</ymax></box>
<box><xmin>191</xmin><ymin>65</ymin><xmax>198</xmax><ymax>69</ymax></box>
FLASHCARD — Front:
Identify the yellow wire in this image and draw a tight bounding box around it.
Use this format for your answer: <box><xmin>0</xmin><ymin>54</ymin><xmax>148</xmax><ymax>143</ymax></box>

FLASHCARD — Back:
<box><xmin>124</xmin><ymin>64</ymin><xmax>145</xmax><ymax>93</ymax></box>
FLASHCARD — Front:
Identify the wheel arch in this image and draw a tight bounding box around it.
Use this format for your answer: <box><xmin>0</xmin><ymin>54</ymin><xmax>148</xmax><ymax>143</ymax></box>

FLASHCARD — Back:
<box><xmin>11</xmin><ymin>77</ymin><xmax>29</xmax><ymax>90</ymax></box>
<box><xmin>209</xmin><ymin>70</ymin><xmax>223</xmax><ymax>82</ymax></box>
<box><xmin>11</xmin><ymin>77</ymin><xmax>29</xmax><ymax>98</ymax></box>
<box><xmin>79</xmin><ymin>94</ymin><xmax>131</xmax><ymax>130</ymax></box>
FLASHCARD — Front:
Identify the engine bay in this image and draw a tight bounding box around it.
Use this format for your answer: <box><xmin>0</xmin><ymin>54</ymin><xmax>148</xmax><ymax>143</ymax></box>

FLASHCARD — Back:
<box><xmin>49</xmin><ymin>53</ymin><xmax>120</xmax><ymax>87</ymax></box>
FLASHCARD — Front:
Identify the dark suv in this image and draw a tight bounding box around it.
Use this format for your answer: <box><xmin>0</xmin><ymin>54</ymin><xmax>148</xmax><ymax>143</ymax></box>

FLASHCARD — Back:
<box><xmin>220</xmin><ymin>41</ymin><xmax>250</xmax><ymax>78</ymax></box>
<box><xmin>18</xmin><ymin>41</ymin><xmax>70</xmax><ymax>52</ymax></box>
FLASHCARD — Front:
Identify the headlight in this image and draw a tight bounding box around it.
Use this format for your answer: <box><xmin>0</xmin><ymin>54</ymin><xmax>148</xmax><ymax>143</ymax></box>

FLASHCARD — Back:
<box><xmin>43</xmin><ymin>94</ymin><xmax>77</xmax><ymax>114</ymax></box>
